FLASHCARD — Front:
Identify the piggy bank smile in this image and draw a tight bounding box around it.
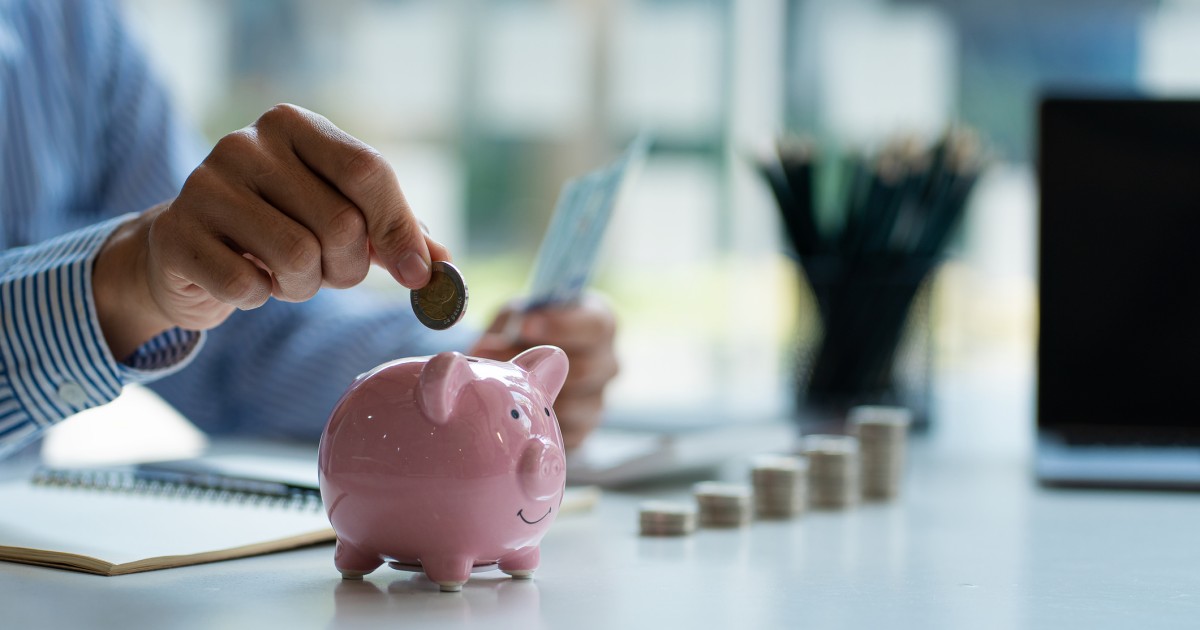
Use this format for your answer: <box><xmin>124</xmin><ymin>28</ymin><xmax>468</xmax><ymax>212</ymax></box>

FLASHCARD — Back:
<box><xmin>517</xmin><ymin>507</ymin><xmax>552</xmax><ymax>525</ymax></box>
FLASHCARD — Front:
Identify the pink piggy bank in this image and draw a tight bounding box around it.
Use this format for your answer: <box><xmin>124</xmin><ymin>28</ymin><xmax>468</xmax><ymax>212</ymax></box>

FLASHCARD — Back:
<box><xmin>317</xmin><ymin>346</ymin><xmax>568</xmax><ymax>592</ymax></box>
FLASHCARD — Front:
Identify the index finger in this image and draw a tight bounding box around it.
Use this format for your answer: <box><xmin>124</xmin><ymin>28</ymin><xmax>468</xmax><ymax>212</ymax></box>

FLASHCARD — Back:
<box><xmin>256</xmin><ymin>104</ymin><xmax>435</xmax><ymax>289</ymax></box>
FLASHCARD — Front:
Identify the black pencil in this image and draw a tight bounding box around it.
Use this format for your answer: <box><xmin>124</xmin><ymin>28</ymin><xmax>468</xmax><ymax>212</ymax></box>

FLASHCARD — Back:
<box><xmin>754</xmin><ymin>128</ymin><xmax>985</xmax><ymax>418</ymax></box>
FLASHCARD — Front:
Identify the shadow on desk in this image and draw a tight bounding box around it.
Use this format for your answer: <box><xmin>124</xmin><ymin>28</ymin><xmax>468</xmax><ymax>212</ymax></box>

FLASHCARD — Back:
<box><xmin>332</xmin><ymin>574</ymin><xmax>540</xmax><ymax>626</ymax></box>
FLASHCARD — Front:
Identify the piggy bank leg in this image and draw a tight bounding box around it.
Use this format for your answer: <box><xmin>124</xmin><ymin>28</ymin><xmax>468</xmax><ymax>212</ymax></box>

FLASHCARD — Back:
<box><xmin>335</xmin><ymin>540</ymin><xmax>383</xmax><ymax>579</ymax></box>
<box><xmin>422</xmin><ymin>556</ymin><xmax>474</xmax><ymax>592</ymax></box>
<box><xmin>499</xmin><ymin>546</ymin><xmax>539</xmax><ymax>579</ymax></box>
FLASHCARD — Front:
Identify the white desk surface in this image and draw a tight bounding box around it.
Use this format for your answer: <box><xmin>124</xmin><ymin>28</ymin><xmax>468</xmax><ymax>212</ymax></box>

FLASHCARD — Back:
<box><xmin>3</xmin><ymin>434</ymin><xmax>1200</xmax><ymax>630</ymax></box>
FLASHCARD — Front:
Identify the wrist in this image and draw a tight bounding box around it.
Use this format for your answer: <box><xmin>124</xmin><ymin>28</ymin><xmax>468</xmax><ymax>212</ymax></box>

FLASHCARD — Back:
<box><xmin>93</xmin><ymin>205</ymin><xmax>174</xmax><ymax>361</ymax></box>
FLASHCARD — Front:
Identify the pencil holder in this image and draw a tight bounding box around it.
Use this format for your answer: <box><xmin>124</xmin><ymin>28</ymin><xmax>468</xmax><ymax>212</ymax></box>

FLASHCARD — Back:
<box><xmin>790</xmin><ymin>256</ymin><xmax>935</xmax><ymax>433</ymax></box>
<box><xmin>755</xmin><ymin>130</ymin><xmax>984</xmax><ymax>433</ymax></box>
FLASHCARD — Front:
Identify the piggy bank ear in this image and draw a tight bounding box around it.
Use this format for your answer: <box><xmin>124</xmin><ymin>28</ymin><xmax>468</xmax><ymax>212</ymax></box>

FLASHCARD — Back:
<box><xmin>512</xmin><ymin>345</ymin><xmax>569</xmax><ymax>403</ymax></box>
<box><xmin>417</xmin><ymin>352</ymin><xmax>475</xmax><ymax>425</ymax></box>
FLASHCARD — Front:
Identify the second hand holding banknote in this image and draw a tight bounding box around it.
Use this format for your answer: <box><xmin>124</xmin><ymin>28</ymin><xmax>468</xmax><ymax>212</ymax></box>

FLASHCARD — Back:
<box><xmin>502</xmin><ymin>134</ymin><xmax>651</xmax><ymax>341</ymax></box>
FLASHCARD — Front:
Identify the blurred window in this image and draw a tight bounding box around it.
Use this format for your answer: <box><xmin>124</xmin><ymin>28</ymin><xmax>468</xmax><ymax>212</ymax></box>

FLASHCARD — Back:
<box><xmin>120</xmin><ymin>0</ymin><xmax>1185</xmax><ymax>429</ymax></box>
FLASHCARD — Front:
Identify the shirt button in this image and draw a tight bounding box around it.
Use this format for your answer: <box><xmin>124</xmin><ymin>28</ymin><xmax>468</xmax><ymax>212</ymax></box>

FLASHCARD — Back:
<box><xmin>57</xmin><ymin>382</ymin><xmax>88</xmax><ymax>408</ymax></box>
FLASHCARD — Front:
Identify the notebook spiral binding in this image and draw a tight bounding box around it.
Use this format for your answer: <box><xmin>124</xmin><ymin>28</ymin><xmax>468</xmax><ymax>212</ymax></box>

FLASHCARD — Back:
<box><xmin>31</xmin><ymin>467</ymin><xmax>324</xmax><ymax>513</ymax></box>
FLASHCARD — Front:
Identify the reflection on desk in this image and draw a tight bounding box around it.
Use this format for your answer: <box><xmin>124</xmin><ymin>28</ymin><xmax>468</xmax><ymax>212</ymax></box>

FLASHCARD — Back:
<box><xmin>332</xmin><ymin>574</ymin><xmax>542</xmax><ymax>626</ymax></box>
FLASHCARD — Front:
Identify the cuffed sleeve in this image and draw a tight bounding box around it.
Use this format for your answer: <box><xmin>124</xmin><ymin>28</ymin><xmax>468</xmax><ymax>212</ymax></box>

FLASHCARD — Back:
<box><xmin>0</xmin><ymin>215</ymin><xmax>204</xmax><ymax>458</ymax></box>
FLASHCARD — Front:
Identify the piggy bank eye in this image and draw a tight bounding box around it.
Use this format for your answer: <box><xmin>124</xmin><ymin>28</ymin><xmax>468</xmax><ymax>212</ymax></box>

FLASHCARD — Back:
<box><xmin>510</xmin><ymin>409</ymin><xmax>520</xmax><ymax>420</ymax></box>
<box><xmin>544</xmin><ymin>407</ymin><xmax>550</xmax><ymax>416</ymax></box>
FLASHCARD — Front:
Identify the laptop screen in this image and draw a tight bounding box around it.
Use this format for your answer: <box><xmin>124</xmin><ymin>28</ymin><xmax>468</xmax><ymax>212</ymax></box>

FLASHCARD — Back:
<box><xmin>1038</xmin><ymin>97</ymin><xmax>1200</xmax><ymax>445</ymax></box>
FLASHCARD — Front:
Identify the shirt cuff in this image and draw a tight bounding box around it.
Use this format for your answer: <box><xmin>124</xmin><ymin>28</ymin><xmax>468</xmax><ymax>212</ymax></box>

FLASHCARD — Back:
<box><xmin>116</xmin><ymin>327</ymin><xmax>205</xmax><ymax>383</ymax></box>
<box><xmin>0</xmin><ymin>214</ymin><xmax>204</xmax><ymax>451</ymax></box>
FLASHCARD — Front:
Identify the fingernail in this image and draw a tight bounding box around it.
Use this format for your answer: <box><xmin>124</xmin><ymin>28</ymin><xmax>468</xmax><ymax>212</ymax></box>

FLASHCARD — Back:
<box><xmin>397</xmin><ymin>251</ymin><xmax>430</xmax><ymax>289</ymax></box>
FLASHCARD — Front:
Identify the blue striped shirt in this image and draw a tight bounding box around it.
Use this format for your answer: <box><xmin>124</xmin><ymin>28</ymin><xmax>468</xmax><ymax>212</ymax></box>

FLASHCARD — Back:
<box><xmin>0</xmin><ymin>0</ymin><xmax>469</xmax><ymax>458</ymax></box>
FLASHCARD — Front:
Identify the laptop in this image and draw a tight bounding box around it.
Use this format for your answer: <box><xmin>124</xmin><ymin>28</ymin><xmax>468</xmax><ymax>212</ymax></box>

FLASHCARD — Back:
<box><xmin>1036</xmin><ymin>95</ymin><xmax>1200</xmax><ymax>488</ymax></box>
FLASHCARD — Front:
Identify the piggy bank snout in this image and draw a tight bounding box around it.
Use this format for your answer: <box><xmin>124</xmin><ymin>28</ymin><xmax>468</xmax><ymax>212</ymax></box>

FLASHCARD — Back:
<box><xmin>518</xmin><ymin>438</ymin><xmax>565</xmax><ymax>502</ymax></box>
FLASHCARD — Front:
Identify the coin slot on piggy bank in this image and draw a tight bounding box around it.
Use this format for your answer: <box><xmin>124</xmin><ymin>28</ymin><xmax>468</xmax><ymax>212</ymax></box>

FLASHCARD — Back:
<box><xmin>317</xmin><ymin>346</ymin><xmax>569</xmax><ymax>592</ymax></box>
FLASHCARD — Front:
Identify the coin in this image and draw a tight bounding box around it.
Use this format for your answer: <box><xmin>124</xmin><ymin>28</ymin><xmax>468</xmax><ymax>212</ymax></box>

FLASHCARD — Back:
<box><xmin>638</xmin><ymin>500</ymin><xmax>697</xmax><ymax>536</ymax></box>
<box><xmin>751</xmin><ymin>454</ymin><xmax>808</xmax><ymax>519</ymax></box>
<box><xmin>411</xmin><ymin>261</ymin><xmax>468</xmax><ymax>330</ymax></box>
<box><xmin>693</xmin><ymin>481</ymin><xmax>753</xmax><ymax>527</ymax></box>
<box><xmin>801</xmin><ymin>434</ymin><xmax>860</xmax><ymax>509</ymax></box>
<box><xmin>848</xmin><ymin>406</ymin><xmax>911</xmax><ymax>500</ymax></box>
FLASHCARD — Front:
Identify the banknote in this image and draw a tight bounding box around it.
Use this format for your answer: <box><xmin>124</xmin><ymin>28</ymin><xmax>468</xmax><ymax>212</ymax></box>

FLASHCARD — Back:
<box><xmin>525</xmin><ymin>133</ymin><xmax>651</xmax><ymax>308</ymax></box>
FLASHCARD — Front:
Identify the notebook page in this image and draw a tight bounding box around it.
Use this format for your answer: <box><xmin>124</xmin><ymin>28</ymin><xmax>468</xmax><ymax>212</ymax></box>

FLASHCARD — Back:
<box><xmin>0</xmin><ymin>482</ymin><xmax>332</xmax><ymax>568</ymax></box>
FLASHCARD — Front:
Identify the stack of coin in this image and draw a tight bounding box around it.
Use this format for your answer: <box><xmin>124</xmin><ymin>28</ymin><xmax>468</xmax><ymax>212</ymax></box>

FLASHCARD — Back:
<box><xmin>801</xmin><ymin>434</ymin><xmax>860</xmax><ymax>509</ymax></box>
<box><xmin>750</xmin><ymin>454</ymin><xmax>808</xmax><ymax>519</ymax></box>
<box><xmin>692</xmin><ymin>482</ymin><xmax>753</xmax><ymax>528</ymax></box>
<box><xmin>848</xmin><ymin>405</ymin><xmax>911</xmax><ymax>500</ymax></box>
<box><xmin>638</xmin><ymin>501</ymin><xmax>698</xmax><ymax>536</ymax></box>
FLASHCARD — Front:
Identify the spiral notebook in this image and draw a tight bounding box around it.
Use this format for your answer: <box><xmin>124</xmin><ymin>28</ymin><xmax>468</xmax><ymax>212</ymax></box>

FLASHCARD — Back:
<box><xmin>0</xmin><ymin>458</ymin><xmax>335</xmax><ymax>576</ymax></box>
<box><xmin>0</xmin><ymin>456</ymin><xmax>602</xmax><ymax>576</ymax></box>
